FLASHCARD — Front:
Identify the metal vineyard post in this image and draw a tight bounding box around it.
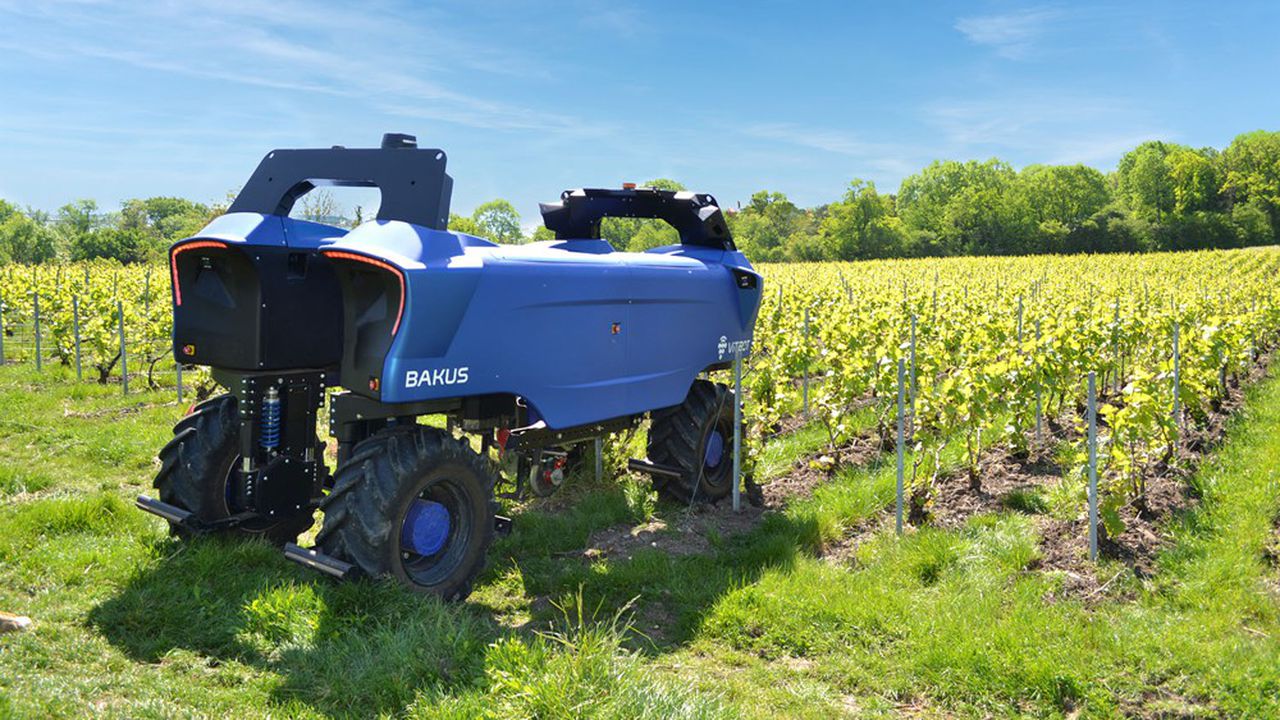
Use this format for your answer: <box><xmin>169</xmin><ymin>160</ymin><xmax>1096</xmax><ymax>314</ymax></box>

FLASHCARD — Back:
<box><xmin>1172</xmin><ymin>322</ymin><xmax>1181</xmax><ymax>434</ymax></box>
<box><xmin>802</xmin><ymin>306</ymin><xmax>810</xmax><ymax>417</ymax></box>
<box><xmin>33</xmin><ymin>293</ymin><xmax>42</xmax><ymax>371</ymax></box>
<box><xmin>909</xmin><ymin>314</ymin><xmax>918</xmax><ymax>435</ymax></box>
<box><xmin>1034</xmin><ymin>319</ymin><xmax>1043</xmax><ymax>448</ymax></box>
<box><xmin>72</xmin><ymin>295</ymin><xmax>82</xmax><ymax>382</ymax></box>
<box><xmin>732</xmin><ymin>347</ymin><xmax>743</xmax><ymax>513</ymax></box>
<box><xmin>118</xmin><ymin>301</ymin><xmax>128</xmax><ymax>395</ymax></box>
<box><xmin>1087</xmin><ymin>371</ymin><xmax>1098</xmax><ymax>561</ymax></box>
<box><xmin>896</xmin><ymin>358</ymin><xmax>905</xmax><ymax>536</ymax></box>
<box><xmin>1016</xmin><ymin>295</ymin><xmax>1023</xmax><ymax>342</ymax></box>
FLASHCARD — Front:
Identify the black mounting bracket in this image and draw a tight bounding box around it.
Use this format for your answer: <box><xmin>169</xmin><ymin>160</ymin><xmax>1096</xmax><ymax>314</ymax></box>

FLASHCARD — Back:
<box><xmin>228</xmin><ymin>134</ymin><xmax>453</xmax><ymax>229</ymax></box>
<box><xmin>539</xmin><ymin>187</ymin><xmax>736</xmax><ymax>249</ymax></box>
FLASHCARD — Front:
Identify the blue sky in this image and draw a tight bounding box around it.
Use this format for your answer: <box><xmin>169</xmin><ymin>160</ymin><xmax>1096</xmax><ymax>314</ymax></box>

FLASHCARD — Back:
<box><xmin>1</xmin><ymin>1</ymin><xmax>1277</xmax><ymax>225</ymax></box>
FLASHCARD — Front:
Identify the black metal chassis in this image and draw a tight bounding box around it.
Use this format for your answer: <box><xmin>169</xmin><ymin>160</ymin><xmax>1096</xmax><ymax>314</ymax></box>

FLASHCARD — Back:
<box><xmin>139</xmin><ymin>367</ymin><xmax>657</xmax><ymax>576</ymax></box>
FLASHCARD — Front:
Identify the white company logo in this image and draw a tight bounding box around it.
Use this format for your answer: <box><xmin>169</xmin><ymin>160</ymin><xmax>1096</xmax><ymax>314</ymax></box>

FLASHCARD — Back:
<box><xmin>717</xmin><ymin>336</ymin><xmax>750</xmax><ymax>360</ymax></box>
<box><xmin>405</xmin><ymin>367</ymin><xmax>469</xmax><ymax>389</ymax></box>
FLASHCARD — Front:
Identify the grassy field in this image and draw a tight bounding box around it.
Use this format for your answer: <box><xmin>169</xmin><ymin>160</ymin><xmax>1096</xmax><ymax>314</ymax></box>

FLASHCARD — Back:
<box><xmin>0</xmin><ymin>359</ymin><xmax>1278</xmax><ymax>718</ymax></box>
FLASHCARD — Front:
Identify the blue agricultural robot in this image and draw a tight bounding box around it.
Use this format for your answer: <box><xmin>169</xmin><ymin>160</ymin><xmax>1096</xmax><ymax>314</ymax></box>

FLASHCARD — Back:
<box><xmin>137</xmin><ymin>134</ymin><xmax>761</xmax><ymax>599</ymax></box>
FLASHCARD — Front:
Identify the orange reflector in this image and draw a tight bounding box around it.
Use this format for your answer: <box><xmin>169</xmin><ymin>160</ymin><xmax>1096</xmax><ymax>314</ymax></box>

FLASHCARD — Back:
<box><xmin>322</xmin><ymin>250</ymin><xmax>407</xmax><ymax>336</ymax></box>
<box><xmin>622</xmin><ymin>182</ymin><xmax>637</xmax><ymax>190</ymax></box>
<box><xmin>171</xmin><ymin>240</ymin><xmax>228</xmax><ymax>306</ymax></box>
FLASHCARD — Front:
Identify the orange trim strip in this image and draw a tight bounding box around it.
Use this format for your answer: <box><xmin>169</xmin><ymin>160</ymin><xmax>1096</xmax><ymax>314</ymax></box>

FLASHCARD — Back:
<box><xmin>322</xmin><ymin>250</ymin><xmax>407</xmax><ymax>336</ymax></box>
<box><xmin>170</xmin><ymin>240</ymin><xmax>228</xmax><ymax>306</ymax></box>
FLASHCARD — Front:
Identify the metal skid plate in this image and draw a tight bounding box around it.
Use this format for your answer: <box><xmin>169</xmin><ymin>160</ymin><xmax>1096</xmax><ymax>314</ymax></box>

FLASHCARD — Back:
<box><xmin>233</xmin><ymin>454</ymin><xmax>319</xmax><ymax>519</ymax></box>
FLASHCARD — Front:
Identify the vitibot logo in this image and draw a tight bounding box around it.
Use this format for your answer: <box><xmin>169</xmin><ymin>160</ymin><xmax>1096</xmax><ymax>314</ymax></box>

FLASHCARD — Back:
<box><xmin>718</xmin><ymin>336</ymin><xmax>750</xmax><ymax>360</ymax></box>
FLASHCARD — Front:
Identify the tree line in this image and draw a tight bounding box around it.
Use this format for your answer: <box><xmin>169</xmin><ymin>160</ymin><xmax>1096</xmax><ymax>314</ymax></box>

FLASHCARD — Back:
<box><xmin>2</xmin><ymin>130</ymin><xmax>1276</xmax><ymax>265</ymax></box>
<box><xmin>726</xmin><ymin>129</ymin><xmax>1280</xmax><ymax>262</ymax></box>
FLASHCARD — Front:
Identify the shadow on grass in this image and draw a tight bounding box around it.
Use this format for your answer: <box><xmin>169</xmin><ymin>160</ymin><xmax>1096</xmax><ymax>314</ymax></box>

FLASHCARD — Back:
<box><xmin>476</xmin><ymin>483</ymin><xmax>818</xmax><ymax>653</ymax></box>
<box><xmin>89</xmin><ymin>485</ymin><xmax>819</xmax><ymax>715</ymax></box>
<box><xmin>89</xmin><ymin>537</ymin><xmax>495</xmax><ymax>717</ymax></box>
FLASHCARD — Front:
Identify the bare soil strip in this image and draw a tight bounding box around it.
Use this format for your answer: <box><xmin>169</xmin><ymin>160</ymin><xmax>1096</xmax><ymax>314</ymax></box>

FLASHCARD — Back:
<box><xmin>578</xmin><ymin>352</ymin><xmax>1270</xmax><ymax>600</ymax></box>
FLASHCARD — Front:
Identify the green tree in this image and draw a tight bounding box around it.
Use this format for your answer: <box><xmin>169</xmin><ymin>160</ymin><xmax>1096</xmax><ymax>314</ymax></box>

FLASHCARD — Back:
<box><xmin>817</xmin><ymin>180</ymin><xmax>909</xmax><ymax>260</ymax></box>
<box><xmin>1167</xmin><ymin>148</ymin><xmax>1223</xmax><ymax>215</ymax></box>
<box><xmin>448</xmin><ymin>212</ymin><xmax>481</xmax><ymax>236</ymax></box>
<box><xmin>897</xmin><ymin>159</ymin><xmax>1018</xmax><ymax>254</ymax></box>
<box><xmin>942</xmin><ymin>184</ymin><xmax>1035</xmax><ymax>255</ymax></box>
<box><xmin>118</xmin><ymin>196</ymin><xmax>212</xmax><ymax>258</ymax></box>
<box><xmin>1116</xmin><ymin>141</ymin><xmax>1183</xmax><ymax>222</ymax></box>
<box><xmin>296</xmin><ymin>190</ymin><xmax>342</xmax><ymax>224</ymax></box>
<box><xmin>528</xmin><ymin>225</ymin><xmax>556</xmax><ymax>243</ymax></box>
<box><xmin>1232</xmin><ymin>199</ymin><xmax>1275</xmax><ymax>246</ymax></box>
<box><xmin>54</xmin><ymin>199</ymin><xmax>99</xmax><ymax>245</ymax></box>
<box><xmin>0</xmin><ymin>202</ymin><xmax>58</xmax><ymax>263</ymax></box>
<box><xmin>1221</xmin><ymin>130</ymin><xmax>1280</xmax><ymax>232</ymax></box>
<box><xmin>70</xmin><ymin>226</ymin><xmax>148</xmax><ymax>262</ymax></box>
<box><xmin>728</xmin><ymin>191</ymin><xmax>811</xmax><ymax>262</ymax></box>
<box><xmin>471</xmin><ymin>199</ymin><xmax>523</xmax><ymax>244</ymax></box>
<box><xmin>1015</xmin><ymin>164</ymin><xmax>1111</xmax><ymax>228</ymax></box>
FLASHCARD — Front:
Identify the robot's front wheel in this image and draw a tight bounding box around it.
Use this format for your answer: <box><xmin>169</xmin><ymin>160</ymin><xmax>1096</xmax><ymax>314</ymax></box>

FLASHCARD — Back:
<box><xmin>316</xmin><ymin>426</ymin><xmax>497</xmax><ymax>600</ymax></box>
<box><xmin>152</xmin><ymin>394</ymin><xmax>319</xmax><ymax>545</ymax></box>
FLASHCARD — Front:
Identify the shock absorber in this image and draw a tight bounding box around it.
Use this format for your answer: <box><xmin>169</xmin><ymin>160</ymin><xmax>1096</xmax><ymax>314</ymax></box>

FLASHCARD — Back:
<box><xmin>261</xmin><ymin>386</ymin><xmax>281</xmax><ymax>452</ymax></box>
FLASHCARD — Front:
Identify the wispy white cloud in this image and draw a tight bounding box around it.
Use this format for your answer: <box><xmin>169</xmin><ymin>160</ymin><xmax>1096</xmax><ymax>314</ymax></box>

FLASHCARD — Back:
<box><xmin>743</xmin><ymin>123</ymin><xmax>892</xmax><ymax>158</ymax></box>
<box><xmin>924</xmin><ymin>94</ymin><xmax>1174</xmax><ymax>169</ymax></box>
<box><xmin>954</xmin><ymin>7</ymin><xmax>1063</xmax><ymax>60</ymax></box>
<box><xmin>739</xmin><ymin>123</ymin><xmax>930</xmax><ymax>192</ymax></box>
<box><xmin>577</xmin><ymin>4</ymin><xmax>649</xmax><ymax>40</ymax></box>
<box><xmin>0</xmin><ymin>1</ymin><xmax>588</xmax><ymax>135</ymax></box>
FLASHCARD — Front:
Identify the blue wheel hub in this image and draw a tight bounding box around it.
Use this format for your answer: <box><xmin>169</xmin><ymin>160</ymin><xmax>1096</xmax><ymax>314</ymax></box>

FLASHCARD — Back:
<box><xmin>401</xmin><ymin>499</ymin><xmax>451</xmax><ymax>556</ymax></box>
<box><xmin>704</xmin><ymin>430</ymin><xmax>725</xmax><ymax>468</ymax></box>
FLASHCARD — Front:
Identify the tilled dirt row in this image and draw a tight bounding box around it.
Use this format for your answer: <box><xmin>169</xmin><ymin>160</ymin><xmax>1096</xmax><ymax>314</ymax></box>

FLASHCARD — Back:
<box><xmin>574</xmin><ymin>351</ymin><xmax>1270</xmax><ymax>605</ymax></box>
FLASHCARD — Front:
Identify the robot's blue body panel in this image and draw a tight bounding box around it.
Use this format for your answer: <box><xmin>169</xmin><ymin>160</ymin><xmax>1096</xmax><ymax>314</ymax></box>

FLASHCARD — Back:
<box><xmin>184</xmin><ymin>214</ymin><xmax>760</xmax><ymax>429</ymax></box>
<box><xmin>329</xmin><ymin>224</ymin><xmax>761</xmax><ymax>428</ymax></box>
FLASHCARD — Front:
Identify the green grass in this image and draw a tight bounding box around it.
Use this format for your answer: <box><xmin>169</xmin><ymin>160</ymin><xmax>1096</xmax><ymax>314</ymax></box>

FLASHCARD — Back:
<box><xmin>0</xmin><ymin>360</ymin><xmax>1277</xmax><ymax>717</ymax></box>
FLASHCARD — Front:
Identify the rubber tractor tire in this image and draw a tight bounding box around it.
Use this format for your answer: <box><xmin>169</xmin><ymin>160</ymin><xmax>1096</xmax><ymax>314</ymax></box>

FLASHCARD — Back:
<box><xmin>153</xmin><ymin>394</ymin><xmax>320</xmax><ymax>545</ymax></box>
<box><xmin>315</xmin><ymin>426</ymin><xmax>497</xmax><ymax>600</ymax></box>
<box><xmin>646</xmin><ymin>379</ymin><xmax>741</xmax><ymax>504</ymax></box>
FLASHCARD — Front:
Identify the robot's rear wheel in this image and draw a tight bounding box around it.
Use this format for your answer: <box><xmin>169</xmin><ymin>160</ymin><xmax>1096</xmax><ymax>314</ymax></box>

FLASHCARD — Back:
<box><xmin>646</xmin><ymin>380</ymin><xmax>741</xmax><ymax>504</ymax></box>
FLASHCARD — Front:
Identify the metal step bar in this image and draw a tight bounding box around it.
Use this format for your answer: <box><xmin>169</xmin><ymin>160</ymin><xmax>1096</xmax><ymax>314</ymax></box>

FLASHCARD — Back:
<box><xmin>626</xmin><ymin>458</ymin><xmax>685</xmax><ymax>480</ymax></box>
<box><xmin>283</xmin><ymin>543</ymin><xmax>360</xmax><ymax>580</ymax></box>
